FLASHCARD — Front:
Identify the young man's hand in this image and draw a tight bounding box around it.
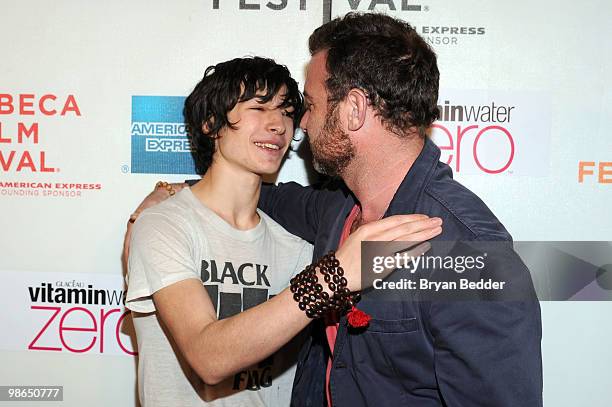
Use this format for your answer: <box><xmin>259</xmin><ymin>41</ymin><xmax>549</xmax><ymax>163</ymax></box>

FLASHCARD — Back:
<box><xmin>335</xmin><ymin>214</ymin><xmax>442</xmax><ymax>292</ymax></box>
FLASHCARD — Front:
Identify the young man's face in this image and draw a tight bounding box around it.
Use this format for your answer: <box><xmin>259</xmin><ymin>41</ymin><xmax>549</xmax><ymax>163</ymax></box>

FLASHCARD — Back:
<box><xmin>214</xmin><ymin>86</ymin><xmax>295</xmax><ymax>176</ymax></box>
<box><xmin>301</xmin><ymin>51</ymin><xmax>355</xmax><ymax>176</ymax></box>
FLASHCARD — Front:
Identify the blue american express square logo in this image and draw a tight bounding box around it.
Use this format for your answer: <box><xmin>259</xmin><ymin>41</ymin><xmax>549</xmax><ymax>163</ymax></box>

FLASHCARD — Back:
<box><xmin>131</xmin><ymin>96</ymin><xmax>197</xmax><ymax>174</ymax></box>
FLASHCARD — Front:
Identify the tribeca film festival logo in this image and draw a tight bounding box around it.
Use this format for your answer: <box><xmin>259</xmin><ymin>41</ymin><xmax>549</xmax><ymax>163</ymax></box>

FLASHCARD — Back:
<box><xmin>419</xmin><ymin>25</ymin><xmax>485</xmax><ymax>46</ymax></box>
<box><xmin>0</xmin><ymin>93</ymin><xmax>102</xmax><ymax>198</ymax></box>
<box><xmin>211</xmin><ymin>0</ymin><xmax>308</xmax><ymax>10</ymax></box>
<box><xmin>341</xmin><ymin>0</ymin><xmax>485</xmax><ymax>46</ymax></box>
<box><xmin>578</xmin><ymin>161</ymin><xmax>611</xmax><ymax>184</ymax></box>
<box><xmin>208</xmin><ymin>0</ymin><xmax>427</xmax><ymax>27</ymax></box>
<box><xmin>210</xmin><ymin>0</ymin><xmax>420</xmax><ymax>12</ymax></box>
<box><xmin>26</xmin><ymin>279</ymin><xmax>135</xmax><ymax>355</ymax></box>
<box><xmin>430</xmin><ymin>91</ymin><xmax>550</xmax><ymax>176</ymax></box>
<box><xmin>208</xmin><ymin>1</ymin><xmax>484</xmax><ymax>45</ymax></box>
<box><xmin>129</xmin><ymin>95</ymin><xmax>196</xmax><ymax>175</ymax></box>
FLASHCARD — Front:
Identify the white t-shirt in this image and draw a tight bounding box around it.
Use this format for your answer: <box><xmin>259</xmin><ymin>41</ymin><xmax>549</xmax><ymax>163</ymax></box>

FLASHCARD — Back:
<box><xmin>126</xmin><ymin>188</ymin><xmax>313</xmax><ymax>407</ymax></box>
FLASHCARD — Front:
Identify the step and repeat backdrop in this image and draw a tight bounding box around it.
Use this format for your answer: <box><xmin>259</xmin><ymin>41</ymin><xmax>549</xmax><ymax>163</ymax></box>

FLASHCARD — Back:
<box><xmin>1</xmin><ymin>1</ymin><xmax>610</xmax><ymax>406</ymax></box>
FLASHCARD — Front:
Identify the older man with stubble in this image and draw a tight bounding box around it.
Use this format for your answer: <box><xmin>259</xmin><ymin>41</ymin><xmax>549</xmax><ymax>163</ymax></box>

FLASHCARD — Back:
<box><xmin>127</xmin><ymin>12</ymin><xmax>542</xmax><ymax>407</ymax></box>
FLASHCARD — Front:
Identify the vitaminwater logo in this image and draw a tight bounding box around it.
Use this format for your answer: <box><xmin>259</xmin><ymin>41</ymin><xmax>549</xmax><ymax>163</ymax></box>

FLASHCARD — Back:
<box><xmin>430</xmin><ymin>90</ymin><xmax>550</xmax><ymax>176</ymax></box>
<box><xmin>7</xmin><ymin>272</ymin><xmax>136</xmax><ymax>356</ymax></box>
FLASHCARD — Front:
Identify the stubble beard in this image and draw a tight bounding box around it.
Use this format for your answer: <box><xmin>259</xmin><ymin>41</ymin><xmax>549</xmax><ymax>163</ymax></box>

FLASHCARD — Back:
<box><xmin>309</xmin><ymin>104</ymin><xmax>355</xmax><ymax>177</ymax></box>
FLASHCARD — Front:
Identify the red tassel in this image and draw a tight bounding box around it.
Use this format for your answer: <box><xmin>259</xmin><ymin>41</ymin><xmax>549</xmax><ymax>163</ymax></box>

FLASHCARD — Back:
<box><xmin>347</xmin><ymin>306</ymin><xmax>371</xmax><ymax>328</ymax></box>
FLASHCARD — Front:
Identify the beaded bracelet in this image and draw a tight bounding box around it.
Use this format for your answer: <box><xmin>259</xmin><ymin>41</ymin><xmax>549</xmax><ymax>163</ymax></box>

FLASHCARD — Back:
<box><xmin>290</xmin><ymin>251</ymin><xmax>360</xmax><ymax>319</ymax></box>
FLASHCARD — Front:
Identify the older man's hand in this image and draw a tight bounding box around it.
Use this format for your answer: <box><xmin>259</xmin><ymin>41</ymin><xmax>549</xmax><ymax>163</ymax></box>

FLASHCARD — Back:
<box><xmin>122</xmin><ymin>182</ymin><xmax>188</xmax><ymax>270</ymax></box>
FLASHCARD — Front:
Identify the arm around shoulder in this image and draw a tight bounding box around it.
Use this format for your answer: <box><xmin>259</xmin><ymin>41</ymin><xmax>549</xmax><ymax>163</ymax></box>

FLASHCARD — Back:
<box><xmin>259</xmin><ymin>182</ymin><xmax>336</xmax><ymax>242</ymax></box>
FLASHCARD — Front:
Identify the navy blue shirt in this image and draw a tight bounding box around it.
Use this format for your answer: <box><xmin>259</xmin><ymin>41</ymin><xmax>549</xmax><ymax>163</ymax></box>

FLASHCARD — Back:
<box><xmin>259</xmin><ymin>138</ymin><xmax>543</xmax><ymax>407</ymax></box>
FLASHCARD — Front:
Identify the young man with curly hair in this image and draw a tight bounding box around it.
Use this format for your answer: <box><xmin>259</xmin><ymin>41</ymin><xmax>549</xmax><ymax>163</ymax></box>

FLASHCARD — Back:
<box><xmin>125</xmin><ymin>56</ymin><xmax>441</xmax><ymax>406</ymax></box>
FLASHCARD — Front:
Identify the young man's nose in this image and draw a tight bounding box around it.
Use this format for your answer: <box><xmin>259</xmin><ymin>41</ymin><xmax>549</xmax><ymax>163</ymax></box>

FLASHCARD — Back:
<box><xmin>267</xmin><ymin>110</ymin><xmax>286</xmax><ymax>134</ymax></box>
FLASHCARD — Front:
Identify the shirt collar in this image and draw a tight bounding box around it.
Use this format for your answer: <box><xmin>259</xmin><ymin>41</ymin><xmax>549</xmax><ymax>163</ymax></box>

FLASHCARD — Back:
<box><xmin>330</xmin><ymin>137</ymin><xmax>441</xmax><ymax>248</ymax></box>
<box><xmin>384</xmin><ymin>136</ymin><xmax>441</xmax><ymax>216</ymax></box>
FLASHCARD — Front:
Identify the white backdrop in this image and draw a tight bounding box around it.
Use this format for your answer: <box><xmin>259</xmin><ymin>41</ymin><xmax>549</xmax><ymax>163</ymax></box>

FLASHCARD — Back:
<box><xmin>1</xmin><ymin>1</ymin><xmax>610</xmax><ymax>406</ymax></box>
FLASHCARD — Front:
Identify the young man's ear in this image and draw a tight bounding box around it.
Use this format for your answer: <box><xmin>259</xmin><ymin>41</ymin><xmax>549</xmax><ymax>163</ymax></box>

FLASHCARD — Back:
<box><xmin>202</xmin><ymin>117</ymin><xmax>218</xmax><ymax>139</ymax></box>
<box><xmin>346</xmin><ymin>88</ymin><xmax>368</xmax><ymax>132</ymax></box>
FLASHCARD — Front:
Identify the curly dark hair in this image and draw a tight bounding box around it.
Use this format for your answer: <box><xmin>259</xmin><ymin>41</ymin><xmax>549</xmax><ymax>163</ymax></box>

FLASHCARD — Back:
<box><xmin>309</xmin><ymin>12</ymin><xmax>439</xmax><ymax>137</ymax></box>
<box><xmin>184</xmin><ymin>57</ymin><xmax>303</xmax><ymax>175</ymax></box>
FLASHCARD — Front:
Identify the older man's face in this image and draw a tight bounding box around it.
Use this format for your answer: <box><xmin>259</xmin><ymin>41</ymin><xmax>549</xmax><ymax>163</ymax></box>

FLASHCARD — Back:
<box><xmin>300</xmin><ymin>51</ymin><xmax>355</xmax><ymax>176</ymax></box>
